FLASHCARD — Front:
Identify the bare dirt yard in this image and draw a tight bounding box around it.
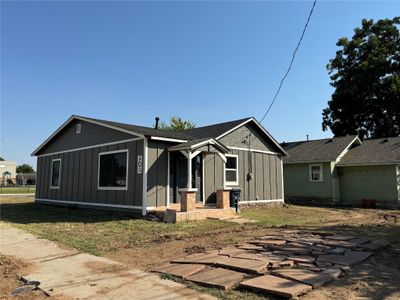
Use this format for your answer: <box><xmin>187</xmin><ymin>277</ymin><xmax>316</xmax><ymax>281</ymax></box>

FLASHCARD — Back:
<box><xmin>0</xmin><ymin>255</ymin><xmax>48</xmax><ymax>300</ymax></box>
<box><xmin>1</xmin><ymin>196</ymin><xmax>399</xmax><ymax>299</ymax></box>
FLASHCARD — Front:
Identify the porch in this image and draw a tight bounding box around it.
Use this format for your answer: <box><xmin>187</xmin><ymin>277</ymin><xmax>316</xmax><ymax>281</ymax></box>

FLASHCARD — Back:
<box><xmin>154</xmin><ymin>138</ymin><xmax>238</xmax><ymax>222</ymax></box>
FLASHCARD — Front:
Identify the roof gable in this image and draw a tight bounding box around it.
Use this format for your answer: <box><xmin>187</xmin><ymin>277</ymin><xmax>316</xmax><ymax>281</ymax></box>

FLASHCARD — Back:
<box><xmin>282</xmin><ymin>135</ymin><xmax>360</xmax><ymax>163</ymax></box>
<box><xmin>33</xmin><ymin>115</ymin><xmax>286</xmax><ymax>156</ymax></box>
<box><xmin>32</xmin><ymin>117</ymin><xmax>141</xmax><ymax>156</ymax></box>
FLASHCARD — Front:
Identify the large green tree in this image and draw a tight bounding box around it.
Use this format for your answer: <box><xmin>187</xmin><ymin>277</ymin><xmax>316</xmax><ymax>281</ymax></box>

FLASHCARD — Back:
<box><xmin>16</xmin><ymin>164</ymin><xmax>34</xmax><ymax>174</ymax></box>
<box><xmin>158</xmin><ymin>116</ymin><xmax>196</xmax><ymax>131</ymax></box>
<box><xmin>322</xmin><ymin>17</ymin><xmax>400</xmax><ymax>139</ymax></box>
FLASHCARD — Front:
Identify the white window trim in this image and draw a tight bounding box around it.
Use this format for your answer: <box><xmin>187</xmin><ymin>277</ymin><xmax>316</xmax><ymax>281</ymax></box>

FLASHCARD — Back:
<box><xmin>97</xmin><ymin>149</ymin><xmax>129</xmax><ymax>191</ymax></box>
<box><xmin>224</xmin><ymin>154</ymin><xmax>239</xmax><ymax>186</ymax></box>
<box><xmin>50</xmin><ymin>158</ymin><xmax>61</xmax><ymax>189</ymax></box>
<box><xmin>309</xmin><ymin>163</ymin><xmax>323</xmax><ymax>182</ymax></box>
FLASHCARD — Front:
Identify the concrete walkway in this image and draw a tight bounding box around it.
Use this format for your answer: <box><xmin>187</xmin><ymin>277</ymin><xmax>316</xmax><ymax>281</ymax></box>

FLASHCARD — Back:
<box><xmin>0</xmin><ymin>193</ymin><xmax>35</xmax><ymax>196</ymax></box>
<box><xmin>0</xmin><ymin>225</ymin><xmax>215</xmax><ymax>300</ymax></box>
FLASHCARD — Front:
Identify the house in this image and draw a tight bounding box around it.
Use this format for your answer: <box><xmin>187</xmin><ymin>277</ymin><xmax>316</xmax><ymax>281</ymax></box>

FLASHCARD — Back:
<box><xmin>281</xmin><ymin>136</ymin><xmax>400</xmax><ymax>208</ymax></box>
<box><xmin>0</xmin><ymin>160</ymin><xmax>17</xmax><ymax>186</ymax></box>
<box><xmin>32</xmin><ymin>115</ymin><xmax>287</xmax><ymax>216</ymax></box>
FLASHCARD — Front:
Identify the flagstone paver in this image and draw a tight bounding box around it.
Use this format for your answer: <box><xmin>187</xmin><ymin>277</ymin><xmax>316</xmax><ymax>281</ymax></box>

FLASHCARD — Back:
<box><xmin>161</xmin><ymin>229</ymin><xmax>384</xmax><ymax>299</ymax></box>
<box><xmin>214</xmin><ymin>257</ymin><xmax>268</xmax><ymax>274</ymax></box>
<box><xmin>239</xmin><ymin>274</ymin><xmax>312</xmax><ymax>299</ymax></box>
<box><xmin>153</xmin><ymin>263</ymin><xmax>206</xmax><ymax>279</ymax></box>
<box><xmin>186</xmin><ymin>268</ymin><xmax>245</xmax><ymax>290</ymax></box>
<box><xmin>273</xmin><ymin>266</ymin><xmax>342</xmax><ymax>288</ymax></box>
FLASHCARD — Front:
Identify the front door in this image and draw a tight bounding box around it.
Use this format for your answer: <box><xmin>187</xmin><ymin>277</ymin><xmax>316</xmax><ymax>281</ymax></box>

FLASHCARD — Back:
<box><xmin>192</xmin><ymin>154</ymin><xmax>203</xmax><ymax>202</ymax></box>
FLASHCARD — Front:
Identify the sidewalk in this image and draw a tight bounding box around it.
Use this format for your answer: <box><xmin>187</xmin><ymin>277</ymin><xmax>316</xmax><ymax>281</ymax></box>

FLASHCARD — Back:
<box><xmin>0</xmin><ymin>193</ymin><xmax>35</xmax><ymax>196</ymax></box>
<box><xmin>0</xmin><ymin>225</ymin><xmax>215</xmax><ymax>300</ymax></box>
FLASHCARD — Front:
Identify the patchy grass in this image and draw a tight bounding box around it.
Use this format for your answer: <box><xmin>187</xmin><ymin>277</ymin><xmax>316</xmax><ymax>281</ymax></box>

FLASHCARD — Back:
<box><xmin>0</xmin><ymin>186</ymin><xmax>35</xmax><ymax>194</ymax></box>
<box><xmin>0</xmin><ymin>197</ymin><xmax>238</xmax><ymax>255</ymax></box>
<box><xmin>1</xmin><ymin>197</ymin><xmax>400</xmax><ymax>300</ymax></box>
<box><xmin>2</xmin><ymin>197</ymin><xmax>400</xmax><ymax>256</ymax></box>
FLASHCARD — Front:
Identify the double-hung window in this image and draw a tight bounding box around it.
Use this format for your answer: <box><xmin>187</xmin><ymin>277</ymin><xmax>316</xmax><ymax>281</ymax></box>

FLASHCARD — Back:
<box><xmin>50</xmin><ymin>159</ymin><xmax>61</xmax><ymax>189</ymax></box>
<box><xmin>98</xmin><ymin>150</ymin><xmax>128</xmax><ymax>190</ymax></box>
<box><xmin>309</xmin><ymin>164</ymin><xmax>323</xmax><ymax>182</ymax></box>
<box><xmin>225</xmin><ymin>154</ymin><xmax>239</xmax><ymax>186</ymax></box>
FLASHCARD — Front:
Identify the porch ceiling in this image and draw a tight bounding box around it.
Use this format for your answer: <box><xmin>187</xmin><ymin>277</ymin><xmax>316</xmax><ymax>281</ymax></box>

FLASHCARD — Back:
<box><xmin>168</xmin><ymin>138</ymin><xmax>230</xmax><ymax>154</ymax></box>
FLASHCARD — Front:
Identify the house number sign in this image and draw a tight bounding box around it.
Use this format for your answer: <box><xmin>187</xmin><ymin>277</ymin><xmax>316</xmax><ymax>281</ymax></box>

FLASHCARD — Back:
<box><xmin>137</xmin><ymin>155</ymin><xmax>143</xmax><ymax>174</ymax></box>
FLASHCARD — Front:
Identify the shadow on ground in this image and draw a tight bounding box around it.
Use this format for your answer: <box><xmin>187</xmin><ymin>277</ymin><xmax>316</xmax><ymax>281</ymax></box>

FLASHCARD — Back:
<box><xmin>0</xmin><ymin>202</ymin><xmax>137</xmax><ymax>224</ymax></box>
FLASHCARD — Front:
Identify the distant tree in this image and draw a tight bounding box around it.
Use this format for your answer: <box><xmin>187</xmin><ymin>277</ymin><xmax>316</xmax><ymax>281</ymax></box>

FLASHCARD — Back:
<box><xmin>0</xmin><ymin>157</ymin><xmax>4</xmax><ymax>161</ymax></box>
<box><xmin>322</xmin><ymin>17</ymin><xmax>400</xmax><ymax>139</ymax></box>
<box><xmin>158</xmin><ymin>116</ymin><xmax>196</xmax><ymax>131</ymax></box>
<box><xmin>16</xmin><ymin>164</ymin><xmax>34</xmax><ymax>174</ymax></box>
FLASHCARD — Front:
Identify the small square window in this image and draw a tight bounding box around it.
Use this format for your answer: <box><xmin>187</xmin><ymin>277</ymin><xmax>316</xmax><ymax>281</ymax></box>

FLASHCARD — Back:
<box><xmin>76</xmin><ymin>123</ymin><xmax>81</xmax><ymax>134</ymax></box>
<box><xmin>310</xmin><ymin>164</ymin><xmax>323</xmax><ymax>182</ymax></box>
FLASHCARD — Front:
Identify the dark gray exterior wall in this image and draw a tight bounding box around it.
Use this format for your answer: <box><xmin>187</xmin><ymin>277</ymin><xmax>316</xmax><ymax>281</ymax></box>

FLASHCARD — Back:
<box><xmin>36</xmin><ymin>119</ymin><xmax>139</xmax><ymax>155</ymax></box>
<box><xmin>35</xmin><ymin>139</ymin><xmax>144</xmax><ymax>209</ymax></box>
<box><xmin>219</xmin><ymin>123</ymin><xmax>279</xmax><ymax>153</ymax></box>
<box><xmin>147</xmin><ymin>140</ymin><xmax>169</xmax><ymax>207</ymax></box>
<box><xmin>204</xmin><ymin>149</ymin><xmax>283</xmax><ymax>203</ymax></box>
<box><xmin>204</xmin><ymin>153</ymin><xmax>224</xmax><ymax>204</ymax></box>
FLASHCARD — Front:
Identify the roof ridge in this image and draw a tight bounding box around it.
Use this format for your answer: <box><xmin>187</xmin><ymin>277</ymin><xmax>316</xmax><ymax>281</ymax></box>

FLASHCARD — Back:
<box><xmin>282</xmin><ymin>135</ymin><xmax>358</xmax><ymax>145</ymax></box>
<box><xmin>185</xmin><ymin>117</ymin><xmax>253</xmax><ymax>131</ymax></box>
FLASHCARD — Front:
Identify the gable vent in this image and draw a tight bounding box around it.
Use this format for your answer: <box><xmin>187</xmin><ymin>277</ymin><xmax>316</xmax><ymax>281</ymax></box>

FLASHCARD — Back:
<box><xmin>76</xmin><ymin>123</ymin><xmax>81</xmax><ymax>134</ymax></box>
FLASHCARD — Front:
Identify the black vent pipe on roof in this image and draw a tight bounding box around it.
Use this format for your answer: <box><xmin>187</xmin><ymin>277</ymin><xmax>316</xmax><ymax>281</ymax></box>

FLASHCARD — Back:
<box><xmin>155</xmin><ymin>117</ymin><xmax>160</xmax><ymax>129</ymax></box>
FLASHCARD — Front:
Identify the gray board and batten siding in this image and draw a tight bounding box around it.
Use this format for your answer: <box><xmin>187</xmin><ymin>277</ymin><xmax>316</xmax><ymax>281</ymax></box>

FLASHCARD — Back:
<box><xmin>34</xmin><ymin>116</ymin><xmax>285</xmax><ymax>213</ymax></box>
<box><xmin>35</xmin><ymin>119</ymin><xmax>144</xmax><ymax>212</ymax></box>
<box><xmin>205</xmin><ymin>123</ymin><xmax>284</xmax><ymax>204</ymax></box>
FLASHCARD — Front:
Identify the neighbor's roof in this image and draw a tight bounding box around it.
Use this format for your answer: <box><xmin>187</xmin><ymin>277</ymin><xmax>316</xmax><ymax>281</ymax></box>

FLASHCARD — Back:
<box><xmin>337</xmin><ymin>136</ymin><xmax>400</xmax><ymax>166</ymax></box>
<box><xmin>281</xmin><ymin>135</ymin><xmax>360</xmax><ymax>163</ymax></box>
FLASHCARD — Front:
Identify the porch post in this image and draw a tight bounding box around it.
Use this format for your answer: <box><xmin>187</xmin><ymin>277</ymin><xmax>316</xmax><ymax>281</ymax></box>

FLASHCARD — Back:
<box><xmin>187</xmin><ymin>151</ymin><xmax>192</xmax><ymax>189</ymax></box>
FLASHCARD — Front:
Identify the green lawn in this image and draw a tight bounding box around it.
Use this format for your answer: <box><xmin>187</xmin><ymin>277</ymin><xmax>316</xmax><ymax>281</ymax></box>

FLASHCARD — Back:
<box><xmin>0</xmin><ymin>186</ymin><xmax>35</xmax><ymax>194</ymax></box>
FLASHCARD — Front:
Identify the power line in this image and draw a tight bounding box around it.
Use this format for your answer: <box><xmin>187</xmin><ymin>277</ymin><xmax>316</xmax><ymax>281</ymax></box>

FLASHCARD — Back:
<box><xmin>259</xmin><ymin>0</ymin><xmax>317</xmax><ymax>123</ymax></box>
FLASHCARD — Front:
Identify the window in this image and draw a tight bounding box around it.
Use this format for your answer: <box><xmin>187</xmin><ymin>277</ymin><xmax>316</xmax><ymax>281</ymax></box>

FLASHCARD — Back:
<box><xmin>309</xmin><ymin>164</ymin><xmax>323</xmax><ymax>182</ymax></box>
<box><xmin>76</xmin><ymin>123</ymin><xmax>81</xmax><ymax>134</ymax></box>
<box><xmin>50</xmin><ymin>159</ymin><xmax>61</xmax><ymax>189</ymax></box>
<box><xmin>225</xmin><ymin>155</ymin><xmax>239</xmax><ymax>185</ymax></box>
<box><xmin>98</xmin><ymin>150</ymin><xmax>128</xmax><ymax>190</ymax></box>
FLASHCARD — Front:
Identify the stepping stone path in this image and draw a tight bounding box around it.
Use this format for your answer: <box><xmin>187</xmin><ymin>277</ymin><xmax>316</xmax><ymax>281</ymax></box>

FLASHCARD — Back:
<box><xmin>154</xmin><ymin>230</ymin><xmax>388</xmax><ymax>299</ymax></box>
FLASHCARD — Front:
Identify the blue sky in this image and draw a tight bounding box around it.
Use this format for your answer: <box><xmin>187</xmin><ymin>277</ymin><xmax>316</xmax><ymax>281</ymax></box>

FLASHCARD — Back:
<box><xmin>1</xmin><ymin>1</ymin><xmax>399</xmax><ymax>167</ymax></box>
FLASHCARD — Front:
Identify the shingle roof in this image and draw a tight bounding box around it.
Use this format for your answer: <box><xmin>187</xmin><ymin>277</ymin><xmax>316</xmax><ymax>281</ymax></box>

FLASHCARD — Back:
<box><xmin>184</xmin><ymin>118</ymin><xmax>252</xmax><ymax>139</ymax></box>
<box><xmin>80</xmin><ymin>116</ymin><xmax>194</xmax><ymax>140</ymax></box>
<box><xmin>80</xmin><ymin>115</ymin><xmax>253</xmax><ymax>140</ymax></box>
<box><xmin>337</xmin><ymin>136</ymin><xmax>400</xmax><ymax>166</ymax></box>
<box><xmin>281</xmin><ymin>135</ymin><xmax>359</xmax><ymax>163</ymax></box>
